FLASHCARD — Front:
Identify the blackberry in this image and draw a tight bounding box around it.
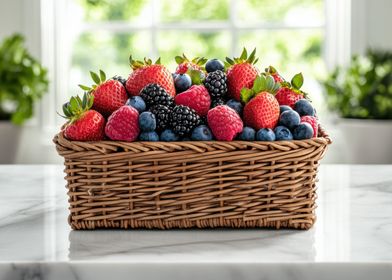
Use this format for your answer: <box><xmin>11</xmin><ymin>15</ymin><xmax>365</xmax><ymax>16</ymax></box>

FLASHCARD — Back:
<box><xmin>140</xmin><ymin>83</ymin><xmax>174</xmax><ymax>108</ymax></box>
<box><xmin>112</xmin><ymin>75</ymin><xmax>127</xmax><ymax>87</ymax></box>
<box><xmin>204</xmin><ymin>70</ymin><xmax>227</xmax><ymax>100</ymax></box>
<box><xmin>150</xmin><ymin>104</ymin><xmax>172</xmax><ymax>132</ymax></box>
<box><xmin>211</xmin><ymin>98</ymin><xmax>225</xmax><ymax>108</ymax></box>
<box><xmin>170</xmin><ymin>105</ymin><xmax>200</xmax><ymax>136</ymax></box>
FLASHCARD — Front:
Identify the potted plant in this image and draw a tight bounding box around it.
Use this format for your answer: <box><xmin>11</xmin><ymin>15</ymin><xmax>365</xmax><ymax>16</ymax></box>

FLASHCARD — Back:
<box><xmin>322</xmin><ymin>49</ymin><xmax>392</xmax><ymax>163</ymax></box>
<box><xmin>0</xmin><ymin>34</ymin><xmax>48</xmax><ymax>163</ymax></box>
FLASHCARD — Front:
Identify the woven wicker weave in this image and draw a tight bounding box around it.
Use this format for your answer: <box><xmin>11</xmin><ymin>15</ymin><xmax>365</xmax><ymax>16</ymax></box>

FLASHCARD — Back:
<box><xmin>54</xmin><ymin>125</ymin><xmax>331</xmax><ymax>230</ymax></box>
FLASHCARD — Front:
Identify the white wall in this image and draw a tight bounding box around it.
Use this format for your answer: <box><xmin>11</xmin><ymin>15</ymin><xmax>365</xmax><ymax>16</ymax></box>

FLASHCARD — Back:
<box><xmin>0</xmin><ymin>0</ymin><xmax>23</xmax><ymax>40</ymax></box>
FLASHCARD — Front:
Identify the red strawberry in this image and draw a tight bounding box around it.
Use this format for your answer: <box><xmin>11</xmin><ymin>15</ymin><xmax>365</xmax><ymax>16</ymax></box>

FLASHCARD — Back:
<box><xmin>105</xmin><ymin>106</ymin><xmax>139</xmax><ymax>141</ymax></box>
<box><xmin>174</xmin><ymin>85</ymin><xmax>211</xmax><ymax>117</ymax></box>
<box><xmin>265</xmin><ymin>65</ymin><xmax>284</xmax><ymax>83</ymax></box>
<box><xmin>300</xmin><ymin>116</ymin><xmax>318</xmax><ymax>137</ymax></box>
<box><xmin>126</xmin><ymin>56</ymin><xmax>176</xmax><ymax>97</ymax></box>
<box><xmin>175</xmin><ymin>54</ymin><xmax>207</xmax><ymax>74</ymax></box>
<box><xmin>79</xmin><ymin>70</ymin><xmax>128</xmax><ymax>117</ymax></box>
<box><xmin>207</xmin><ymin>105</ymin><xmax>243</xmax><ymax>141</ymax></box>
<box><xmin>226</xmin><ymin>48</ymin><xmax>259</xmax><ymax>101</ymax></box>
<box><xmin>275</xmin><ymin>73</ymin><xmax>305</xmax><ymax>108</ymax></box>
<box><xmin>242</xmin><ymin>75</ymin><xmax>281</xmax><ymax>130</ymax></box>
<box><xmin>62</xmin><ymin>93</ymin><xmax>105</xmax><ymax>141</ymax></box>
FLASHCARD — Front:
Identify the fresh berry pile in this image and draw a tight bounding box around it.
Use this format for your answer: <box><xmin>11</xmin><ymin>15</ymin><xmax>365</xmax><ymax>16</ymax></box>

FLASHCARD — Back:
<box><xmin>60</xmin><ymin>48</ymin><xmax>320</xmax><ymax>142</ymax></box>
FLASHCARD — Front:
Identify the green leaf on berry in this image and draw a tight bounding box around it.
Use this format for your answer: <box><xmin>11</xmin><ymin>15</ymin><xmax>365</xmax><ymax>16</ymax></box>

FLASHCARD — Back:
<box><xmin>99</xmin><ymin>69</ymin><xmax>106</xmax><ymax>82</ymax></box>
<box><xmin>240</xmin><ymin>48</ymin><xmax>247</xmax><ymax>60</ymax></box>
<box><xmin>291</xmin><ymin>72</ymin><xmax>304</xmax><ymax>90</ymax></box>
<box><xmin>240</xmin><ymin>88</ymin><xmax>254</xmax><ymax>103</ymax></box>
<box><xmin>225</xmin><ymin>57</ymin><xmax>234</xmax><ymax>65</ymax></box>
<box><xmin>90</xmin><ymin>71</ymin><xmax>101</xmax><ymax>85</ymax></box>
<box><xmin>78</xmin><ymin>84</ymin><xmax>91</xmax><ymax>91</ymax></box>
<box><xmin>188</xmin><ymin>69</ymin><xmax>203</xmax><ymax>85</ymax></box>
<box><xmin>175</xmin><ymin>56</ymin><xmax>184</xmax><ymax>64</ymax></box>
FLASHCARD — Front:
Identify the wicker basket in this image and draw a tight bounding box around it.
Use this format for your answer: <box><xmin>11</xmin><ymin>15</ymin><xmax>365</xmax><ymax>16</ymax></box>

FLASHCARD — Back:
<box><xmin>54</xmin><ymin>125</ymin><xmax>331</xmax><ymax>230</ymax></box>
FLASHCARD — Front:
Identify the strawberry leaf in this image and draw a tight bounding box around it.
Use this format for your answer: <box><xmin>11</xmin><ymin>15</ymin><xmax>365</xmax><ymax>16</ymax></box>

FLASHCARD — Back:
<box><xmin>155</xmin><ymin>57</ymin><xmax>161</xmax><ymax>65</ymax></box>
<box><xmin>90</xmin><ymin>71</ymin><xmax>101</xmax><ymax>85</ymax></box>
<box><xmin>175</xmin><ymin>56</ymin><xmax>184</xmax><ymax>64</ymax></box>
<box><xmin>99</xmin><ymin>70</ymin><xmax>106</xmax><ymax>82</ymax></box>
<box><xmin>252</xmin><ymin>76</ymin><xmax>264</xmax><ymax>93</ymax></box>
<box><xmin>78</xmin><ymin>84</ymin><xmax>91</xmax><ymax>91</ymax></box>
<box><xmin>188</xmin><ymin>69</ymin><xmax>203</xmax><ymax>85</ymax></box>
<box><xmin>240</xmin><ymin>48</ymin><xmax>247</xmax><ymax>60</ymax></box>
<box><xmin>248</xmin><ymin>48</ymin><xmax>256</xmax><ymax>63</ymax></box>
<box><xmin>240</xmin><ymin>88</ymin><xmax>254</xmax><ymax>103</ymax></box>
<box><xmin>291</xmin><ymin>73</ymin><xmax>303</xmax><ymax>90</ymax></box>
<box><xmin>226</xmin><ymin>57</ymin><xmax>234</xmax><ymax>65</ymax></box>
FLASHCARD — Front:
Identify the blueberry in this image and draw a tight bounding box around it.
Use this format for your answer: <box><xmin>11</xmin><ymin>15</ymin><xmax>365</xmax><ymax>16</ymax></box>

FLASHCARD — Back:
<box><xmin>279</xmin><ymin>110</ymin><xmax>300</xmax><ymax>130</ymax></box>
<box><xmin>191</xmin><ymin>125</ymin><xmax>213</xmax><ymax>141</ymax></box>
<box><xmin>139</xmin><ymin>131</ymin><xmax>159</xmax><ymax>141</ymax></box>
<box><xmin>182</xmin><ymin>137</ymin><xmax>191</xmax><ymax>141</ymax></box>
<box><xmin>172</xmin><ymin>73</ymin><xmax>178</xmax><ymax>80</ymax></box>
<box><xmin>294</xmin><ymin>99</ymin><xmax>315</xmax><ymax>116</ymax></box>
<box><xmin>256</xmin><ymin>128</ymin><xmax>276</xmax><ymax>141</ymax></box>
<box><xmin>226</xmin><ymin>99</ymin><xmax>243</xmax><ymax>116</ymax></box>
<box><xmin>126</xmin><ymin>96</ymin><xmax>146</xmax><ymax>113</ymax></box>
<box><xmin>279</xmin><ymin>105</ymin><xmax>292</xmax><ymax>114</ymax></box>
<box><xmin>205</xmin><ymin>59</ymin><xmax>225</xmax><ymax>73</ymax></box>
<box><xmin>293</xmin><ymin>123</ymin><xmax>314</xmax><ymax>140</ymax></box>
<box><xmin>160</xmin><ymin>129</ymin><xmax>180</xmax><ymax>141</ymax></box>
<box><xmin>174</xmin><ymin>74</ymin><xmax>192</xmax><ymax>93</ymax></box>
<box><xmin>138</xmin><ymin>111</ymin><xmax>156</xmax><ymax>132</ymax></box>
<box><xmin>238</xmin><ymin>127</ymin><xmax>255</xmax><ymax>141</ymax></box>
<box><xmin>274</xmin><ymin>126</ymin><xmax>293</xmax><ymax>141</ymax></box>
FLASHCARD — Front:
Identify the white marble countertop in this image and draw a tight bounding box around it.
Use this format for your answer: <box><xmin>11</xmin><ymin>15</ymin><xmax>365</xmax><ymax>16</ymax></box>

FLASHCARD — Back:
<box><xmin>0</xmin><ymin>164</ymin><xmax>391</xmax><ymax>280</ymax></box>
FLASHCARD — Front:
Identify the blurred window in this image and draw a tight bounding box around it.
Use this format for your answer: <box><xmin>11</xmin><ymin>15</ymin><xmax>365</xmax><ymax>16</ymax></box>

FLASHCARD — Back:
<box><xmin>47</xmin><ymin>0</ymin><xmax>325</xmax><ymax>126</ymax></box>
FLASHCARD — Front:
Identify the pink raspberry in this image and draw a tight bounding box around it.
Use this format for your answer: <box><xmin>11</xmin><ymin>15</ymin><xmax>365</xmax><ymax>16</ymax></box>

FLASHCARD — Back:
<box><xmin>174</xmin><ymin>85</ymin><xmax>211</xmax><ymax>117</ymax></box>
<box><xmin>105</xmin><ymin>106</ymin><xmax>139</xmax><ymax>141</ymax></box>
<box><xmin>207</xmin><ymin>105</ymin><xmax>243</xmax><ymax>141</ymax></box>
<box><xmin>300</xmin><ymin>116</ymin><xmax>318</xmax><ymax>137</ymax></box>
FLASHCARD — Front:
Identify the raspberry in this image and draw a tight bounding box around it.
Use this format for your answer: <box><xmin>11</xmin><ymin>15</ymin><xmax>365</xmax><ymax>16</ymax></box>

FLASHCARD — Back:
<box><xmin>300</xmin><ymin>116</ymin><xmax>318</xmax><ymax>137</ymax></box>
<box><xmin>105</xmin><ymin>106</ymin><xmax>139</xmax><ymax>141</ymax></box>
<box><xmin>207</xmin><ymin>105</ymin><xmax>243</xmax><ymax>141</ymax></box>
<box><xmin>174</xmin><ymin>85</ymin><xmax>211</xmax><ymax>117</ymax></box>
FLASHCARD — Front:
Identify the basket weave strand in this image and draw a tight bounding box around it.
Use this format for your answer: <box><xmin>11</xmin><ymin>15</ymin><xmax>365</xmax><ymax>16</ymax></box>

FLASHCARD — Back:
<box><xmin>54</xmin><ymin>125</ymin><xmax>331</xmax><ymax>230</ymax></box>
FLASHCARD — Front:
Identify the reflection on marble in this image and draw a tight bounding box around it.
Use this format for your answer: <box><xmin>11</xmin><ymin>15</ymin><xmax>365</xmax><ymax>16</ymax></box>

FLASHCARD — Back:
<box><xmin>0</xmin><ymin>165</ymin><xmax>392</xmax><ymax>279</ymax></box>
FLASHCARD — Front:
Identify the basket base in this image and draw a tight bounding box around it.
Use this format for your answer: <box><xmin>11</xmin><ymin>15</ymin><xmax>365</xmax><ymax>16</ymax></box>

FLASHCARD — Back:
<box><xmin>69</xmin><ymin>216</ymin><xmax>315</xmax><ymax>230</ymax></box>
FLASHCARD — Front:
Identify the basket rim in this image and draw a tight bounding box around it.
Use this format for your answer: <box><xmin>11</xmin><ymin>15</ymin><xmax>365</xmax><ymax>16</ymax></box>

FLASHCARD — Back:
<box><xmin>54</xmin><ymin>124</ymin><xmax>331</xmax><ymax>145</ymax></box>
<box><xmin>53</xmin><ymin>124</ymin><xmax>331</xmax><ymax>155</ymax></box>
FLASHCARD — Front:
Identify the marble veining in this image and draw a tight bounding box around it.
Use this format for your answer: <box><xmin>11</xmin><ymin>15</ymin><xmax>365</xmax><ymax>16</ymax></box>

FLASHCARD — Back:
<box><xmin>0</xmin><ymin>165</ymin><xmax>392</xmax><ymax>280</ymax></box>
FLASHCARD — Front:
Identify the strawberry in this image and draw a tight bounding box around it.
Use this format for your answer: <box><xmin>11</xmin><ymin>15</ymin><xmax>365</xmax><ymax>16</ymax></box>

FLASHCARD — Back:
<box><xmin>175</xmin><ymin>54</ymin><xmax>207</xmax><ymax>74</ymax></box>
<box><xmin>174</xmin><ymin>85</ymin><xmax>211</xmax><ymax>117</ymax></box>
<box><xmin>79</xmin><ymin>70</ymin><xmax>128</xmax><ymax>117</ymax></box>
<box><xmin>300</xmin><ymin>116</ymin><xmax>318</xmax><ymax>137</ymax></box>
<box><xmin>225</xmin><ymin>48</ymin><xmax>259</xmax><ymax>101</ymax></box>
<box><xmin>207</xmin><ymin>105</ymin><xmax>243</xmax><ymax>141</ymax></box>
<box><xmin>105</xmin><ymin>106</ymin><xmax>140</xmax><ymax>142</ymax></box>
<box><xmin>242</xmin><ymin>75</ymin><xmax>281</xmax><ymax>130</ymax></box>
<box><xmin>126</xmin><ymin>56</ymin><xmax>176</xmax><ymax>97</ymax></box>
<box><xmin>265</xmin><ymin>65</ymin><xmax>284</xmax><ymax>83</ymax></box>
<box><xmin>62</xmin><ymin>93</ymin><xmax>105</xmax><ymax>141</ymax></box>
<box><xmin>275</xmin><ymin>73</ymin><xmax>305</xmax><ymax>108</ymax></box>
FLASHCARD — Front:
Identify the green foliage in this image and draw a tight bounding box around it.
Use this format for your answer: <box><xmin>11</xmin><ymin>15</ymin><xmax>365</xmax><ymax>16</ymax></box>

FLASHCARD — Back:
<box><xmin>0</xmin><ymin>34</ymin><xmax>49</xmax><ymax>125</ymax></box>
<box><xmin>322</xmin><ymin>50</ymin><xmax>392</xmax><ymax>119</ymax></box>
<box><xmin>240</xmin><ymin>75</ymin><xmax>281</xmax><ymax>103</ymax></box>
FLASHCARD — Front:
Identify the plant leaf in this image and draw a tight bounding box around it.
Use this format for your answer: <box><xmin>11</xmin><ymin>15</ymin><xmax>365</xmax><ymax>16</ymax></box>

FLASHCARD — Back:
<box><xmin>248</xmin><ymin>48</ymin><xmax>256</xmax><ymax>63</ymax></box>
<box><xmin>240</xmin><ymin>48</ymin><xmax>247</xmax><ymax>60</ymax></box>
<box><xmin>99</xmin><ymin>70</ymin><xmax>106</xmax><ymax>82</ymax></box>
<box><xmin>90</xmin><ymin>71</ymin><xmax>101</xmax><ymax>85</ymax></box>
<box><xmin>226</xmin><ymin>57</ymin><xmax>234</xmax><ymax>65</ymax></box>
<box><xmin>188</xmin><ymin>69</ymin><xmax>203</xmax><ymax>85</ymax></box>
<box><xmin>291</xmin><ymin>73</ymin><xmax>304</xmax><ymax>89</ymax></box>
<box><xmin>175</xmin><ymin>56</ymin><xmax>183</xmax><ymax>64</ymax></box>
<box><xmin>78</xmin><ymin>84</ymin><xmax>91</xmax><ymax>91</ymax></box>
<box><xmin>240</xmin><ymin>88</ymin><xmax>255</xmax><ymax>103</ymax></box>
